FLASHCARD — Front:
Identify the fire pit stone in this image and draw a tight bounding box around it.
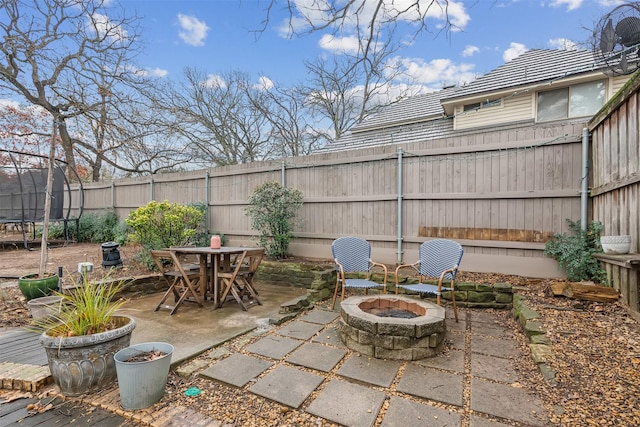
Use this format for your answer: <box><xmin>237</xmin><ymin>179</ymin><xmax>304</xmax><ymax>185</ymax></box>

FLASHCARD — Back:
<box><xmin>339</xmin><ymin>295</ymin><xmax>446</xmax><ymax>360</ymax></box>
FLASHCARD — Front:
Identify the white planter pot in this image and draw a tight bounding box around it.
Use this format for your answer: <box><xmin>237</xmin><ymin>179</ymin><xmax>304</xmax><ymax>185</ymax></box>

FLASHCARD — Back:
<box><xmin>600</xmin><ymin>235</ymin><xmax>631</xmax><ymax>254</ymax></box>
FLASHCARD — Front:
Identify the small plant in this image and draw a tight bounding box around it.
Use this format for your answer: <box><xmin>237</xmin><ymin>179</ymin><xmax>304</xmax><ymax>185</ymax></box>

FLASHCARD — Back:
<box><xmin>544</xmin><ymin>219</ymin><xmax>607</xmax><ymax>283</ymax></box>
<box><xmin>32</xmin><ymin>273</ymin><xmax>129</xmax><ymax>337</ymax></box>
<box><xmin>245</xmin><ymin>181</ymin><xmax>303</xmax><ymax>259</ymax></box>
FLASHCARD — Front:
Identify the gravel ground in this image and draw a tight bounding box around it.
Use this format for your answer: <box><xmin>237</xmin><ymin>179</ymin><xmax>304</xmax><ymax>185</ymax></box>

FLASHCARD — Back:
<box><xmin>2</xmin><ymin>267</ymin><xmax>639</xmax><ymax>426</ymax></box>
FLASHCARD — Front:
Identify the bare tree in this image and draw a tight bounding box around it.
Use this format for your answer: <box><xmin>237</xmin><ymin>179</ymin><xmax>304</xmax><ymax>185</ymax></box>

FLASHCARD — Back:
<box><xmin>246</xmin><ymin>84</ymin><xmax>324</xmax><ymax>157</ymax></box>
<box><xmin>0</xmin><ymin>0</ymin><xmax>159</xmax><ymax>180</ymax></box>
<box><xmin>166</xmin><ymin>69</ymin><xmax>273</xmax><ymax>166</ymax></box>
<box><xmin>302</xmin><ymin>25</ymin><xmax>418</xmax><ymax>140</ymax></box>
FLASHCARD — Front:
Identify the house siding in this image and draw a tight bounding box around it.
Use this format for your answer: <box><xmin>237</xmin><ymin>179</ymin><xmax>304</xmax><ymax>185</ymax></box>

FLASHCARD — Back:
<box><xmin>454</xmin><ymin>93</ymin><xmax>533</xmax><ymax>130</ymax></box>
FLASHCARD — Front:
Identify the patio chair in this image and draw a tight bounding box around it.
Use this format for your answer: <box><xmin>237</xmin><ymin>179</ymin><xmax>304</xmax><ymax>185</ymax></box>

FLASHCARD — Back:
<box><xmin>217</xmin><ymin>248</ymin><xmax>264</xmax><ymax>310</ymax></box>
<box><xmin>150</xmin><ymin>249</ymin><xmax>204</xmax><ymax>315</ymax></box>
<box><xmin>394</xmin><ymin>239</ymin><xmax>463</xmax><ymax>322</ymax></box>
<box><xmin>331</xmin><ymin>236</ymin><xmax>387</xmax><ymax>310</ymax></box>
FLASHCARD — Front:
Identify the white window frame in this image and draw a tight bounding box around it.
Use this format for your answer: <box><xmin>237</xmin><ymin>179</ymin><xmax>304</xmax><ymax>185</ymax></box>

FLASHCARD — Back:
<box><xmin>536</xmin><ymin>80</ymin><xmax>606</xmax><ymax>122</ymax></box>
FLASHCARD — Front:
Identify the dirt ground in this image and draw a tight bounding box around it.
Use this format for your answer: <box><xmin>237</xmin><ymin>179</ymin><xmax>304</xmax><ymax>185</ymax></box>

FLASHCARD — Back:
<box><xmin>2</xmin><ymin>242</ymin><xmax>640</xmax><ymax>425</ymax></box>
<box><xmin>0</xmin><ymin>241</ymin><xmax>149</xmax><ymax>279</ymax></box>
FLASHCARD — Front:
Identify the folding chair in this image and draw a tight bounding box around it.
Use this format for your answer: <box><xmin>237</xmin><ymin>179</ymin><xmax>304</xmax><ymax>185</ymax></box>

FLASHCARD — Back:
<box><xmin>331</xmin><ymin>236</ymin><xmax>387</xmax><ymax>310</ymax></box>
<box><xmin>150</xmin><ymin>249</ymin><xmax>204</xmax><ymax>315</ymax></box>
<box><xmin>217</xmin><ymin>248</ymin><xmax>264</xmax><ymax>310</ymax></box>
<box><xmin>394</xmin><ymin>239</ymin><xmax>464</xmax><ymax>322</ymax></box>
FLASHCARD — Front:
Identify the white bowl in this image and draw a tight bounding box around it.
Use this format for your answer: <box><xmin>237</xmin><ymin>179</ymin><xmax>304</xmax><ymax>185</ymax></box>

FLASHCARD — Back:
<box><xmin>600</xmin><ymin>235</ymin><xmax>631</xmax><ymax>254</ymax></box>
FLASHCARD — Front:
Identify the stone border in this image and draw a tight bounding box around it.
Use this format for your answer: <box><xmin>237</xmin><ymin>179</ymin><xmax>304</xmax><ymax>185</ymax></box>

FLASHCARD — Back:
<box><xmin>511</xmin><ymin>293</ymin><xmax>557</xmax><ymax>385</ymax></box>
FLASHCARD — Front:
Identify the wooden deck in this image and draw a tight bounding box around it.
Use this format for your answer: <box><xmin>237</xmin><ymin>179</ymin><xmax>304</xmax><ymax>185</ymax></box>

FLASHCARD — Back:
<box><xmin>0</xmin><ymin>395</ymin><xmax>136</xmax><ymax>426</ymax></box>
<box><xmin>0</xmin><ymin>328</ymin><xmax>48</xmax><ymax>366</ymax></box>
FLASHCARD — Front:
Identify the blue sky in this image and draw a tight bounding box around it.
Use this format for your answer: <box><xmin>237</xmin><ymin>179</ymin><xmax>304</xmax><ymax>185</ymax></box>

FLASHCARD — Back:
<box><xmin>124</xmin><ymin>0</ymin><xmax>626</xmax><ymax>91</ymax></box>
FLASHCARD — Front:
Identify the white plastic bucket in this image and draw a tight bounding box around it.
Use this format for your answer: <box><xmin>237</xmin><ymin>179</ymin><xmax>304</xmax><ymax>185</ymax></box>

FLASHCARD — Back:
<box><xmin>114</xmin><ymin>342</ymin><xmax>173</xmax><ymax>410</ymax></box>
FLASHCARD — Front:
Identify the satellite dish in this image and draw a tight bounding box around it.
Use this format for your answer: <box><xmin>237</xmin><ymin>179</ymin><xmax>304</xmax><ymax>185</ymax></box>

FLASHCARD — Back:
<box><xmin>593</xmin><ymin>3</ymin><xmax>640</xmax><ymax>76</ymax></box>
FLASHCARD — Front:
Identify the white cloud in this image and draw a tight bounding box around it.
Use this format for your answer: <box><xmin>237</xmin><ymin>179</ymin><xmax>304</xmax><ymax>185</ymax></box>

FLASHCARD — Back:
<box><xmin>389</xmin><ymin>56</ymin><xmax>477</xmax><ymax>88</ymax></box>
<box><xmin>548</xmin><ymin>38</ymin><xmax>578</xmax><ymax>50</ymax></box>
<box><xmin>549</xmin><ymin>0</ymin><xmax>583</xmax><ymax>11</ymax></box>
<box><xmin>462</xmin><ymin>45</ymin><xmax>479</xmax><ymax>57</ymax></box>
<box><xmin>147</xmin><ymin>67</ymin><xmax>169</xmax><ymax>78</ymax></box>
<box><xmin>203</xmin><ymin>74</ymin><xmax>226</xmax><ymax>89</ymax></box>
<box><xmin>503</xmin><ymin>42</ymin><xmax>527</xmax><ymax>62</ymax></box>
<box><xmin>254</xmin><ymin>76</ymin><xmax>274</xmax><ymax>90</ymax></box>
<box><xmin>177</xmin><ymin>14</ymin><xmax>209</xmax><ymax>46</ymax></box>
<box><xmin>318</xmin><ymin>34</ymin><xmax>360</xmax><ymax>54</ymax></box>
<box><xmin>90</xmin><ymin>13</ymin><xmax>127</xmax><ymax>42</ymax></box>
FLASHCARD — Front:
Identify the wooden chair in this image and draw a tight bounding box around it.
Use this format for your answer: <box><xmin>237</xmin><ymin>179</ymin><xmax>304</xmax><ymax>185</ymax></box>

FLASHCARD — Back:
<box><xmin>331</xmin><ymin>236</ymin><xmax>387</xmax><ymax>310</ymax></box>
<box><xmin>394</xmin><ymin>239</ymin><xmax>464</xmax><ymax>322</ymax></box>
<box><xmin>217</xmin><ymin>248</ymin><xmax>264</xmax><ymax>310</ymax></box>
<box><xmin>150</xmin><ymin>249</ymin><xmax>204</xmax><ymax>315</ymax></box>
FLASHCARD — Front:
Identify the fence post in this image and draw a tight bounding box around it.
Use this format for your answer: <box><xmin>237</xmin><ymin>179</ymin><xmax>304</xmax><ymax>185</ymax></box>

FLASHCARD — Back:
<box><xmin>110</xmin><ymin>182</ymin><xmax>115</xmax><ymax>210</ymax></box>
<box><xmin>281</xmin><ymin>160</ymin><xmax>286</xmax><ymax>187</ymax></box>
<box><xmin>397</xmin><ymin>148</ymin><xmax>404</xmax><ymax>264</ymax></box>
<box><xmin>205</xmin><ymin>171</ymin><xmax>210</xmax><ymax>232</ymax></box>
<box><xmin>149</xmin><ymin>176</ymin><xmax>154</xmax><ymax>202</ymax></box>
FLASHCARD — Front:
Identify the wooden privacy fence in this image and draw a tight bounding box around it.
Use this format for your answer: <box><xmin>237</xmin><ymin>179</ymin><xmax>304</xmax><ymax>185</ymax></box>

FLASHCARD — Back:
<box><xmin>70</xmin><ymin>120</ymin><xmax>590</xmax><ymax>278</ymax></box>
<box><xmin>589</xmin><ymin>71</ymin><xmax>640</xmax><ymax>319</ymax></box>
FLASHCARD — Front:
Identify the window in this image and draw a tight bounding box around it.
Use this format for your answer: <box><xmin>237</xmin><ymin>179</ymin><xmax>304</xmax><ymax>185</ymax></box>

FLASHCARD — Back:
<box><xmin>537</xmin><ymin>81</ymin><xmax>605</xmax><ymax>121</ymax></box>
<box><xmin>463</xmin><ymin>99</ymin><xmax>502</xmax><ymax>112</ymax></box>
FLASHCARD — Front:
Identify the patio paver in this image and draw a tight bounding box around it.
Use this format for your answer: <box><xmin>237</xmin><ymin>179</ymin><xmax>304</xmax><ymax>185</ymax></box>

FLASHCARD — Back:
<box><xmin>200</xmin><ymin>354</ymin><xmax>272</xmax><ymax>387</ymax></box>
<box><xmin>245</xmin><ymin>335</ymin><xmax>303</xmax><ymax>359</ymax></box>
<box><xmin>311</xmin><ymin>325</ymin><xmax>345</xmax><ymax>347</ymax></box>
<box><xmin>248</xmin><ymin>365</ymin><xmax>324</xmax><ymax>408</ymax></box>
<box><xmin>380</xmin><ymin>396</ymin><xmax>462</xmax><ymax>427</ymax></box>
<box><xmin>306</xmin><ymin>379</ymin><xmax>386</xmax><ymax>427</ymax></box>
<box><xmin>470</xmin><ymin>335</ymin><xmax>519</xmax><ymax>358</ymax></box>
<box><xmin>285</xmin><ymin>342</ymin><xmax>347</xmax><ymax>372</ymax></box>
<box><xmin>470</xmin><ymin>378</ymin><xmax>549</xmax><ymax>426</ymax></box>
<box><xmin>275</xmin><ymin>320</ymin><xmax>324</xmax><ymax>340</ymax></box>
<box><xmin>471</xmin><ymin>352</ymin><xmax>520</xmax><ymax>383</ymax></box>
<box><xmin>396</xmin><ymin>363</ymin><xmax>463</xmax><ymax>406</ymax></box>
<box><xmin>298</xmin><ymin>310</ymin><xmax>340</xmax><ymax>325</ymax></box>
<box><xmin>336</xmin><ymin>354</ymin><xmax>402</xmax><ymax>387</ymax></box>
<box><xmin>415</xmin><ymin>348</ymin><xmax>465</xmax><ymax>373</ymax></box>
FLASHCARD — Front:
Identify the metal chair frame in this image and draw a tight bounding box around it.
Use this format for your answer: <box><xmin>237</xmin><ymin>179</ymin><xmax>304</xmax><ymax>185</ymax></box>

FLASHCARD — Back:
<box><xmin>394</xmin><ymin>239</ymin><xmax>463</xmax><ymax>322</ymax></box>
<box><xmin>331</xmin><ymin>236</ymin><xmax>387</xmax><ymax>310</ymax></box>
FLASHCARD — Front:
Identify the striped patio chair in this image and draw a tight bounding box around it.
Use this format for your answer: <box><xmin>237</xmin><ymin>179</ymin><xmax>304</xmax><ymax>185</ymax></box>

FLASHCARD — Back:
<box><xmin>331</xmin><ymin>236</ymin><xmax>387</xmax><ymax>309</ymax></box>
<box><xmin>394</xmin><ymin>239</ymin><xmax>464</xmax><ymax>322</ymax></box>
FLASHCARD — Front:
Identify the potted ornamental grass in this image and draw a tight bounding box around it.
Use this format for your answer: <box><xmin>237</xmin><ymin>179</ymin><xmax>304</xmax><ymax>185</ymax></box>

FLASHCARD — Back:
<box><xmin>32</xmin><ymin>273</ymin><xmax>136</xmax><ymax>396</ymax></box>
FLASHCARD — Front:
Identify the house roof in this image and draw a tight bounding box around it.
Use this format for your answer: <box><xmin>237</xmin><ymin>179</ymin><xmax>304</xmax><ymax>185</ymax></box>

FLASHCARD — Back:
<box><xmin>441</xmin><ymin>49</ymin><xmax>601</xmax><ymax>102</ymax></box>
<box><xmin>351</xmin><ymin>86</ymin><xmax>459</xmax><ymax>132</ymax></box>
<box><xmin>315</xmin><ymin>116</ymin><xmax>454</xmax><ymax>153</ymax></box>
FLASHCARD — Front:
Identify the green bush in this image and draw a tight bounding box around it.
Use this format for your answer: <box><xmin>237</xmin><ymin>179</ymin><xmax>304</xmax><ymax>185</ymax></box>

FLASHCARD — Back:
<box><xmin>47</xmin><ymin>209</ymin><xmax>127</xmax><ymax>244</ymax></box>
<box><xmin>126</xmin><ymin>200</ymin><xmax>204</xmax><ymax>270</ymax></box>
<box><xmin>544</xmin><ymin>219</ymin><xmax>607</xmax><ymax>283</ymax></box>
<box><xmin>126</xmin><ymin>200</ymin><xmax>203</xmax><ymax>249</ymax></box>
<box><xmin>245</xmin><ymin>181</ymin><xmax>303</xmax><ymax>259</ymax></box>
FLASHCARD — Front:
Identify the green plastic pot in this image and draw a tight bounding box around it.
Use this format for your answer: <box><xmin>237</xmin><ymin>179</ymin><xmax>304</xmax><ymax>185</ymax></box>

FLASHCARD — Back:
<box><xmin>18</xmin><ymin>273</ymin><xmax>60</xmax><ymax>301</ymax></box>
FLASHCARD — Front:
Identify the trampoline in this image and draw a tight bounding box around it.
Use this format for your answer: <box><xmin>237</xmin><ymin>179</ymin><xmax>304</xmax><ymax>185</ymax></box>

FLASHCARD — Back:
<box><xmin>0</xmin><ymin>149</ymin><xmax>84</xmax><ymax>248</ymax></box>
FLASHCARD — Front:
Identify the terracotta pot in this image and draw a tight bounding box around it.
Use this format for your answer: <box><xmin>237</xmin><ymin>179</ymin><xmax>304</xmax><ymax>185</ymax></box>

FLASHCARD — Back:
<box><xmin>18</xmin><ymin>273</ymin><xmax>59</xmax><ymax>301</ymax></box>
<box><xmin>39</xmin><ymin>315</ymin><xmax>136</xmax><ymax>396</ymax></box>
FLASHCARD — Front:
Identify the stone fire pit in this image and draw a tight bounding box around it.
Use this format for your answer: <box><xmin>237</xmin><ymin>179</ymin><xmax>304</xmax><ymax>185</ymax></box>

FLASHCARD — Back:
<box><xmin>339</xmin><ymin>295</ymin><xmax>446</xmax><ymax>360</ymax></box>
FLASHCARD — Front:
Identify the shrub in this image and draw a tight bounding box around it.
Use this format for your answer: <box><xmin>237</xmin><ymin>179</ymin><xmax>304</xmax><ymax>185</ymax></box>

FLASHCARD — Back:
<box><xmin>126</xmin><ymin>200</ymin><xmax>203</xmax><ymax>250</ymax></box>
<box><xmin>544</xmin><ymin>219</ymin><xmax>607</xmax><ymax>283</ymax></box>
<box><xmin>126</xmin><ymin>201</ymin><xmax>204</xmax><ymax>270</ymax></box>
<box><xmin>245</xmin><ymin>181</ymin><xmax>303</xmax><ymax>259</ymax></box>
<box><xmin>47</xmin><ymin>209</ymin><xmax>127</xmax><ymax>244</ymax></box>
